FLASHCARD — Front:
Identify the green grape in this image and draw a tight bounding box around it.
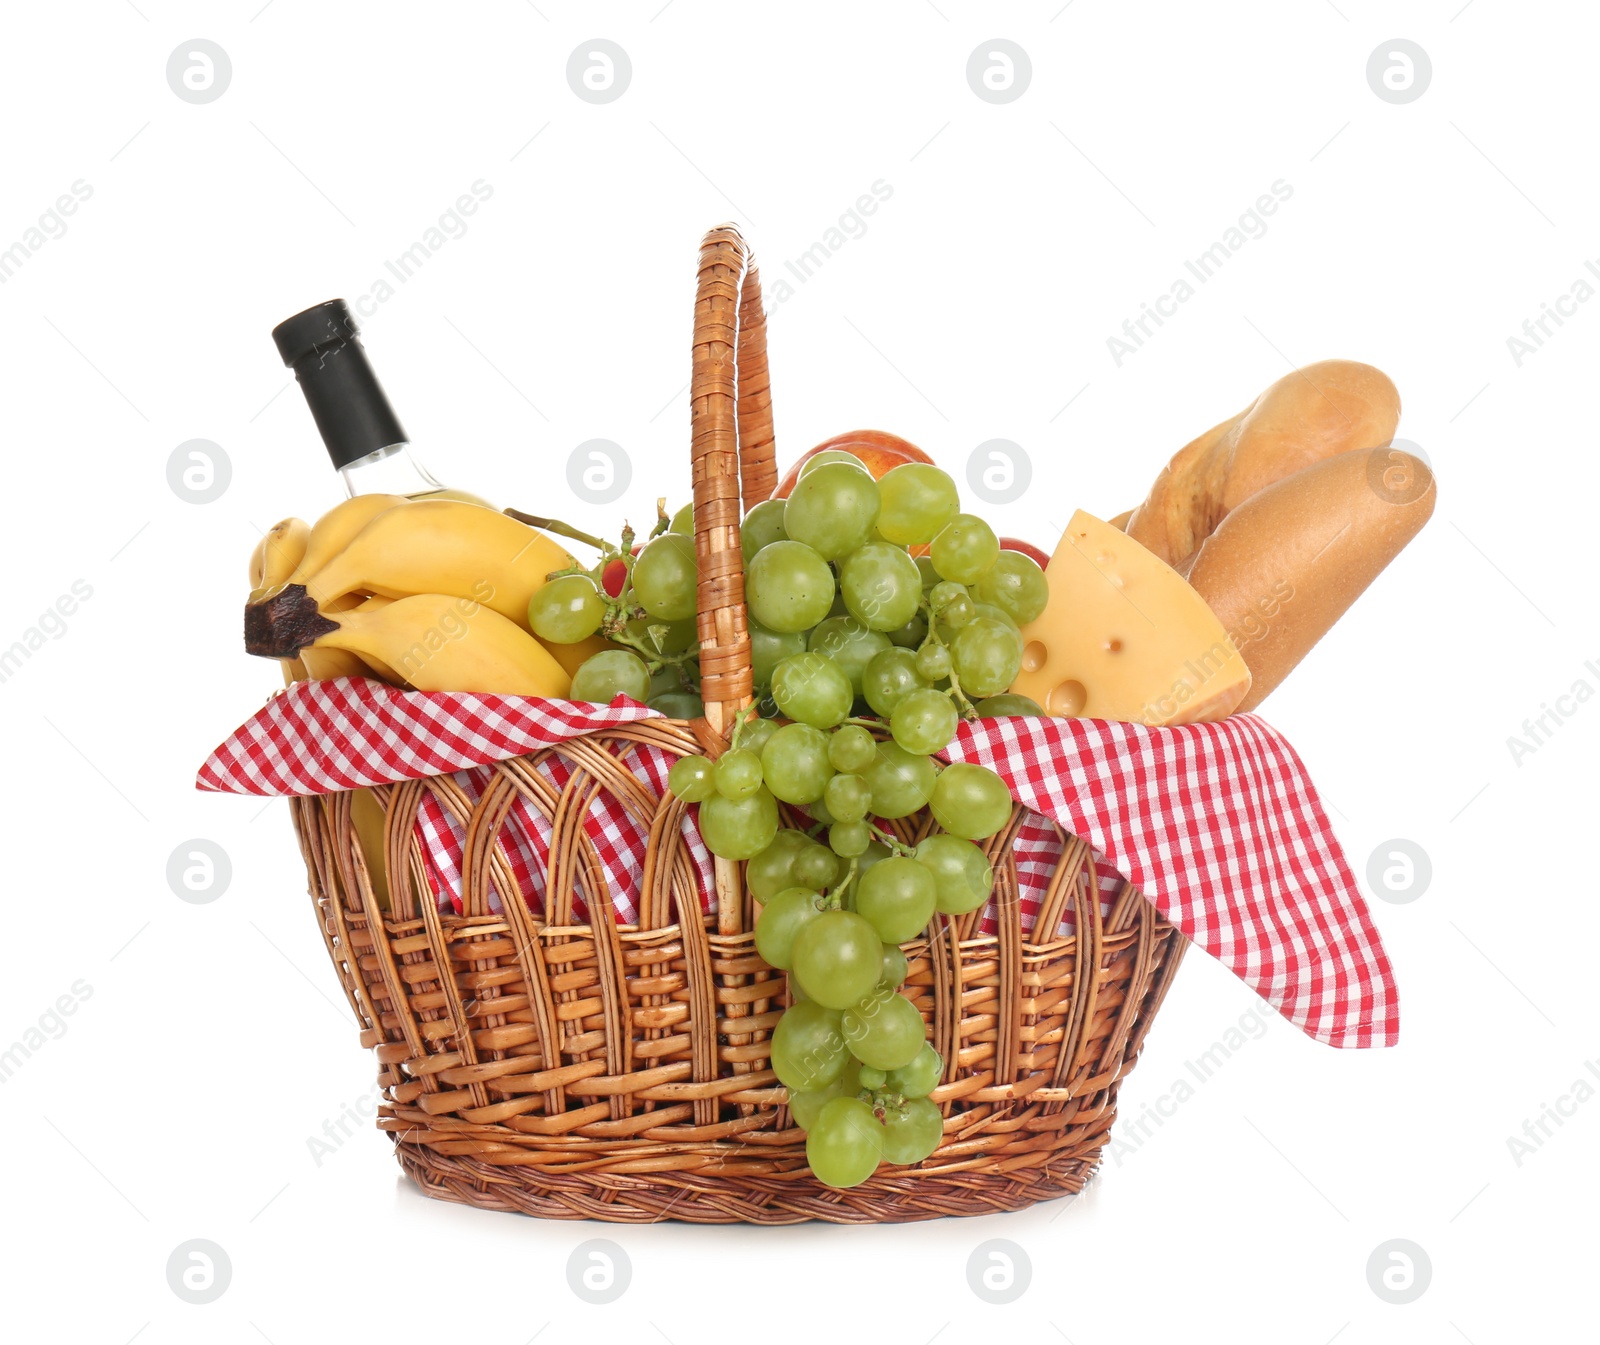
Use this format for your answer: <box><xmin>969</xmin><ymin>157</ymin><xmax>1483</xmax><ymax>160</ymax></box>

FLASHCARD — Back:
<box><xmin>915</xmin><ymin>555</ymin><xmax>940</xmax><ymax>590</ymax></box>
<box><xmin>841</xmin><ymin>985</ymin><xmax>927</xmax><ymax>1070</ymax></box>
<box><xmin>855</xmin><ymin>840</ymin><xmax>892</xmax><ymax>882</ymax></box>
<box><xmin>974</xmin><ymin>694</ymin><xmax>1046</xmax><ymax>718</ymax></box>
<box><xmin>771</xmin><ymin>653</ymin><xmax>853</xmax><ymax>729</ymax></box>
<box><xmin>927</xmin><ymin>580</ymin><xmax>967</xmax><ymax>617</ymax></box>
<box><xmin>857</xmin><ymin>1065</ymin><xmax>887</xmax><ymax>1090</ymax></box>
<box><xmin>930</xmin><ymin>514</ymin><xmax>1000</xmax><ymax>585</ymax></box>
<box><xmin>669</xmin><ymin>502</ymin><xmax>695</xmax><ymax>534</ymax></box>
<box><xmin>624</xmin><ymin>615</ymin><xmax>697</xmax><ymax>655</ymax></box>
<box><xmin>913</xmin><ymin>642</ymin><xmax>951</xmax><ymax>681</ymax></box>
<box><xmin>750</xmin><ymin>622</ymin><xmax>809</xmax><ymax>688</ymax></box>
<box><xmin>889</xmin><ymin>687</ymin><xmax>959</xmax><ymax>755</ymax></box>
<box><xmin>698</xmin><ymin>787</ymin><xmax>779</xmax><ymax>859</ymax></box>
<box><xmin>746</xmin><ymin>541</ymin><xmax>837</xmax><ymax>633</ymax></box>
<box><xmin>828</xmin><ymin>724</ymin><xmax>877</xmax><ymax>773</ymax></box>
<box><xmin>788</xmin><ymin>1075</ymin><xmax>847</xmax><ymax>1131</ymax></box>
<box><xmin>854</xmin><ymin>855</ymin><xmax>937</xmax><ymax>942</ymax></box>
<box><xmin>792</xmin><ymin>911</ymin><xmax>884</xmax><ymax>1008</ymax></box>
<box><xmin>760</xmin><ymin>722</ymin><xmax>834</xmax><ymax>804</ymax></box>
<box><xmin>929</xmin><ymin>764</ymin><xmax>1012</xmax><ymax>841</ymax></box>
<box><xmin>647</xmin><ymin>665</ymin><xmax>681</xmax><ymax>700</ymax></box>
<box><xmin>667</xmin><ymin>754</ymin><xmax>715</xmax><ymax>803</ymax></box>
<box><xmin>647</xmin><ymin>686</ymin><xmax>700</xmax><ymax>718</ymax></box>
<box><xmin>808</xmin><ymin>617</ymin><xmax>891</xmax><ymax>695</ymax></box>
<box><xmin>886</xmin><ymin>1042</ymin><xmax>943</xmax><ymax>1099</ymax></box>
<box><xmin>807</xmin><ymin>795</ymin><xmax>835</xmax><ymax>827</ymax></box>
<box><xmin>770</xmin><ymin>1001</ymin><xmax>849</xmax><ymax>1091</ymax></box>
<box><xmin>806</xmin><ymin>1095</ymin><xmax>884</xmax><ymax>1188</ymax></box>
<box><xmin>714</xmin><ymin>748</ymin><xmax>764</xmax><ymax>800</ymax></box>
<box><xmin>783</xmin><ymin>462</ymin><xmax>881</xmax><ymax>561</ymax></box>
<box><xmin>740</xmin><ymin>498</ymin><xmax>788</xmax><ymax>560</ymax></box>
<box><xmin>747</xmin><ymin>830</ymin><xmax>812</xmax><ymax>901</ymax></box>
<box><xmin>632</xmin><ymin>532</ymin><xmax>697</xmax><ymax>621</ymax></box>
<box><xmin>839</xmin><ymin>543</ymin><xmax>922</xmax><ymax>632</ymax></box>
<box><xmin>863</xmin><ymin>742</ymin><xmax>937</xmax><ymax>819</ymax></box>
<box><xmin>792</xmin><ymin>841</ymin><xmax>842</xmax><ymax>891</ymax></box>
<box><xmin>880</xmin><ymin>1097</ymin><xmax>944</xmax><ymax>1165</ymax></box>
<box><xmin>880</xmin><ymin>943</ymin><xmax>909</xmax><ymax>989</ymax></box>
<box><xmin>973</xmin><ymin>602</ymin><xmax>1020</xmax><ymax>631</ymax></box>
<box><xmin>876</xmin><ymin>462</ymin><xmax>960</xmax><ymax>545</ymax></box>
<box><xmin>862</xmin><ymin>647</ymin><xmax>929</xmax><ymax>717</ymax></box>
<box><xmin>755</xmin><ymin>887</ymin><xmax>825</xmax><ymax>969</ymax></box>
<box><xmin>913</xmin><ymin>834</ymin><xmax>994</xmax><ymax>915</ymax></box>
<box><xmin>829</xmin><ymin>820</ymin><xmax>870</xmax><ymax>857</ymax></box>
<box><xmin>824</xmin><ymin>773</ymin><xmax>871</xmax><ymax>823</ymax></box>
<box><xmin>528</xmin><ymin>574</ymin><xmax>605</xmax><ymax>644</ymax></box>
<box><xmin>887</xmin><ymin>614</ymin><xmax>929</xmax><ymax>649</ymax></box>
<box><xmin>951</xmin><ymin>617</ymin><xmax>1023</xmax><ymax>698</ymax></box>
<box><xmin>800</xmin><ymin>449</ymin><xmax>871</xmax><ymax>479</ymax></box>
<box><xmin>976</xmin><ymin>551</ymin><xmax>1049</xmax><ymax>625</ymax></box>
<box><xmin>741</xmin><ymin>716</ymin><xmax>779</xmax><ymax>757</ymax></box>
<box><xmin>570</xmin><ymin>650</ymin><xmax>651</xmax><ymax>704</ymax></box>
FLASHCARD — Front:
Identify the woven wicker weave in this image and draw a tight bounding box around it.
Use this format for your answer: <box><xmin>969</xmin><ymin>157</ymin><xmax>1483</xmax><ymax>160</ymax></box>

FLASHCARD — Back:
<box><xmin>290</xmin><ymin>225</ymin><xmax>1188</xmax><ymax>1224</ymax></box>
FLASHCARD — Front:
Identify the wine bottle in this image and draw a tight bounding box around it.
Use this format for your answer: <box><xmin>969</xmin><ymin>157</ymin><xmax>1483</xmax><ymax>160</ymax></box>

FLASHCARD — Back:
<box><xmin>271</xmin><ymin>299</ymin><xmax>451</xmax><ymax>499</ymax></box>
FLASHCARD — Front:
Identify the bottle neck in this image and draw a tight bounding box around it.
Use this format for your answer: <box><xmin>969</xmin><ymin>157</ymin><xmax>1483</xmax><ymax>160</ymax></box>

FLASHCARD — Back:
<box><xmin>338</xmin><ymin>441</ymin><xmax>444</xmax><ymax>498</ymax></box>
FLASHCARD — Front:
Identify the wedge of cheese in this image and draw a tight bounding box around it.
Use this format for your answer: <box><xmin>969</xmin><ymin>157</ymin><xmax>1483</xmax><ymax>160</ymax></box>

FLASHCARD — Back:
<box><xmin>1012</xmin><ymin>510</ymin><xmax>1251</xmax><ymax>726</ymax></box>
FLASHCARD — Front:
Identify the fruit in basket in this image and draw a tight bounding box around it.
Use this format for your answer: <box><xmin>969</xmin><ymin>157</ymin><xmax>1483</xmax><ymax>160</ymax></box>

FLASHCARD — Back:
<box><xmin>290</xmin><ymin>494</ymin><xmax>412</xmax><ymax>589</ymax></box>
<box><xmin>528</xmin><ymin>574</ymin><xmax>606</xmax><ymax>644</ymax></box>
<box><xmin>569</xmin><ymin>649</ymin><xmax>650</xmax><ymax>703</ymax></box>
<box><xmin>999</xmin><ymin>536</ymin><xmax>1051</xmax><ymax>570</ymax></box>
<box><xmin>632</xmin><ymin>531</ymin><xmax>697</xmax><ymax>621</ymax></box>
<box><xmin>746</xmin><ymin>540</ymin><xmax>836</xmax><ymax>632</ymax></box>
<box><xmin>769</xmin><ymin>429</ymin><xmax>934</xmax><ymax>499</ymax></box>
<box><xmin>256</xmin><ymin>590</ymin><xmax>570</xmax><ymax>696</ymax></box>
<box><xmin>249</xmin><ymin>517</ymin><xmax>310</xmax><ymax>603</ymax></box>
<box><xmin>266</xmin><ymin>499</ymin><xmax>573</xmax><ymax>627</ymax></box>
<box><xmin>876</xmin><ymin>462</ymin><xmax>960</xmax><ymax>545</ymax></box>
<box><xmin>783</xmin><ymin>462</ymin><xmax>881</xmax><ymax>560</ymax></box>
<box><xmin>805</xmin><ymin>1096</ymin><xmax>885</xmax><ymax>1188</ymax></box>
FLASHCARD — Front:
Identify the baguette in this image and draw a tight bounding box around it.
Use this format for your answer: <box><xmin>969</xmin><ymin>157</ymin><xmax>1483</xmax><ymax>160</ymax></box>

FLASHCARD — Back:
<box><xmin>1124</xmin><ymin>360</ymin><xmax>1401</xmax><ymax>567</ymax></box>
<box><xmin>1185</xmin><ymin>444</ymin><xmax>1435</xmax><ymax>710</ymax></box>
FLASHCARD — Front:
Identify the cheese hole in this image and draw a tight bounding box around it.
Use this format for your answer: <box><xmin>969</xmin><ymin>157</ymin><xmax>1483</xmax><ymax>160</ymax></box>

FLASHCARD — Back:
<box><xmin>1021</xmin><ymin>640</ymin><xmax>1047</xmax><ymax>673</ymax></box>
<box><xmin>1106</xmin><ymin>638</ymin><xmax>1123</xmax><ymax>654</ymax></box>
<box><xmin>1047</xmin><ymin>679</ymin><xmax>1088</xmax><ymax>717</ymax></box>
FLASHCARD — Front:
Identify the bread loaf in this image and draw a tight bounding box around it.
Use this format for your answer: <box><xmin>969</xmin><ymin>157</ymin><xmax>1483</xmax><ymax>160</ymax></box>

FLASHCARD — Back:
<box><xmin>1124</xmin><ymin>360</ymin><xmax>1401</xmax><ymax>567</ymax></box>
<box><xmin>1185</xmin><ymin>444</ymin><xmax>1435</xmax><ymax>710</ymax></box>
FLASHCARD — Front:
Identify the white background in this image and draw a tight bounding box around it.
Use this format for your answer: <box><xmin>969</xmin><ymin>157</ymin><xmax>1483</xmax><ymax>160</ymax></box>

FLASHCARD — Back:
<box><xmin>1</xmin><ymin>2</ymin><xmax>1593</xmax><ymax>1341</ymax></box>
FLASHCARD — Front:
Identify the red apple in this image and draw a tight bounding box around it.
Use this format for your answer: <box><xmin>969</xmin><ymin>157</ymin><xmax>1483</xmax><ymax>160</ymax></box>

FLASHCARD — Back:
<box><xmin>770</xmin><ymin>429</ymin><xmax>933</xmax><ymax>499</ymax></box>
<box><xmin>1000</xmin><ymin>536</ymin><xmax>1050</xmax><ymax>570</ymax></box>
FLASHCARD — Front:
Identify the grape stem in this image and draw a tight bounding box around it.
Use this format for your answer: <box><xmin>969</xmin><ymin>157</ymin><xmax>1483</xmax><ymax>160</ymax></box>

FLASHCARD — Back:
<box><xmin>916</xmin><ymin>595</ymin><xmax>978</xmax><ymax>719</ymax></box>
<box><xmin>827</xmin><ymin>859</ymin><xmax>859</xmax><ymax>910</ymax></box>
<box><xmin>865</xmin><ymin>822</ymin><xmax>917</xmax><ymax>858</ymax></box>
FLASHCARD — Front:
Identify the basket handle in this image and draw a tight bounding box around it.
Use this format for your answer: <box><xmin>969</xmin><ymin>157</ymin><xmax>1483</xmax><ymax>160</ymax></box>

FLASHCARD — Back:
<box><xmin>690</xmin><ymin>224</ymin><xmax>776</xmax><ymax>737</ymax></box>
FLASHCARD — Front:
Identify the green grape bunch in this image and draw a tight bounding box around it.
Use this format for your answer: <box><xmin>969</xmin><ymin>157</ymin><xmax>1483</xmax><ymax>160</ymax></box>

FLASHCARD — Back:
<box><xmin>539</xmin><ymin>449</ymin><xmax>1050</xmax><ymax>1188</ymax></box>
<box><xmin>658</xmin><ymin>451</ymin><xmax>1050</xmax><ymax>1188</ymax></box>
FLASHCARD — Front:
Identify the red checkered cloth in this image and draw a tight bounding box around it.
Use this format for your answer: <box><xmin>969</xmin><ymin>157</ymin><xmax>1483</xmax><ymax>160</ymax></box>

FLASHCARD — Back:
<box><xmin>197</xmin><ymin>678</ymin><xmax>1397</xmax><ymax>1049</ymax></box>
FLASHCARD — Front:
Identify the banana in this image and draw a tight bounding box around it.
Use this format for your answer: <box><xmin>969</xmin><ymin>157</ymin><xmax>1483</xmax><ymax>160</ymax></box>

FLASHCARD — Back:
<box><xmin>291</xmin><ymin>500</ymin><xmax>572</xmax><ymax>627</ymax></box>
<box><xmin>249</xmin><ymin>517</ymin><xmax>311</xmax><ymax>604</ymax></box>
<box><xmin>299</xmin><ymin>645</ymin><xmax>375</xmax><ymax>681</ymax></box>
<box><xmin>347</xmin><ymin>786</ymin><xmax>392</xmax><ymax>910</ymax></box>
<box><xmin>292</xmin><ymin>493</ymin><xmax>412</xmax><ymax>587</ymax></box>
<box><xmin>278</xmin><ymin>591</ymin><xmax>570</xmax><ymax>696</ymax></box>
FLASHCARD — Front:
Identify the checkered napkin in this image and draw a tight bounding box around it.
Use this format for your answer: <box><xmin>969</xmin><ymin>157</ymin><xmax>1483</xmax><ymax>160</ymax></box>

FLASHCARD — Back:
<box><xmin>197</xmin><ymin>678</ymin><xmax>1398</xmax><ymax>1049</ymax></box>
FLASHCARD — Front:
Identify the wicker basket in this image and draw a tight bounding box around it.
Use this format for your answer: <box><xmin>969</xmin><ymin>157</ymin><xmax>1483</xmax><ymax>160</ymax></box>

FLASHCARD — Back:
<box><xmin>289</xmin><ymin>225</ymin><xmax>1189</xmax><ymax>1224</ymax></box>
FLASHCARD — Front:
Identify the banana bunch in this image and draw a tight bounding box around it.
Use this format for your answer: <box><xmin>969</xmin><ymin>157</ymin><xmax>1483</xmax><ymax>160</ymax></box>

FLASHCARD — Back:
<box><xmin>245</xmin><ymin>495</ymin><xmax>576</xmax><ymax>697</ymax></box>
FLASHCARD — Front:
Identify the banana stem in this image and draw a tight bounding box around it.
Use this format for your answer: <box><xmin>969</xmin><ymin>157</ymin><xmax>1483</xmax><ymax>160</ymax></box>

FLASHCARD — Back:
<box><xmin>503</xmin><ymin>508</ymin><xmax>609</xmax><ymax>552</ymax></box>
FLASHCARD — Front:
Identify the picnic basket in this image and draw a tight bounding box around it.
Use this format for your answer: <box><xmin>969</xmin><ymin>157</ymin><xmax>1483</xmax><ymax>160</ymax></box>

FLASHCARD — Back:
<box><xmin>288</xmin><ymin>224</ymin><xmax>1189</xmax><ymax>1224</ymax></box>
